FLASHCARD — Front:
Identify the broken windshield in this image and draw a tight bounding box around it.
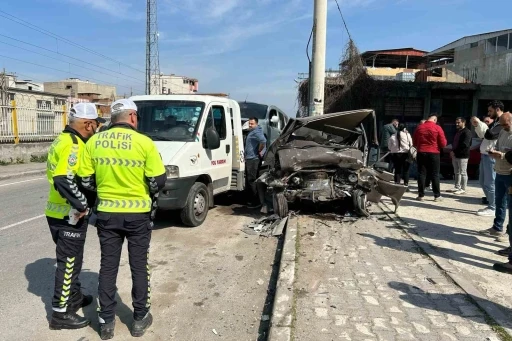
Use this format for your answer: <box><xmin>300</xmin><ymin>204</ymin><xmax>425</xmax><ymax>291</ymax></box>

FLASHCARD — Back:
<box><xmin>135</xmin><ymin>100</ymin><xmax>205</xmax><ymax>142</ymax></box>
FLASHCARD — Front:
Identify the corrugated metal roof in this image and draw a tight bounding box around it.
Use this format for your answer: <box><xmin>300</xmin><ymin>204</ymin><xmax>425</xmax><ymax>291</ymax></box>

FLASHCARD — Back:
<box><xmin>362</xmin><ymin>48</ymin><xmax>428</xmax><ymax>56</ymax></box>
<box><xmin>426</xmin><ymin>29</ymin><xmax>512</xmax><ymax>57</ymax></box>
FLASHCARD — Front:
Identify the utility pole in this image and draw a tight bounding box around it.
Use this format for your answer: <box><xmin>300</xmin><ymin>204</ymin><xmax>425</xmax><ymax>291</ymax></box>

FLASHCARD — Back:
<box><xmin>309</xmin><ymin>0</ymin><xmax>327</xmax><ymax>116</ymax></box>
<box><xmin>146</xmin><ymin>0</ymin><xmax>161</xmax><ymax>95</ymax></box>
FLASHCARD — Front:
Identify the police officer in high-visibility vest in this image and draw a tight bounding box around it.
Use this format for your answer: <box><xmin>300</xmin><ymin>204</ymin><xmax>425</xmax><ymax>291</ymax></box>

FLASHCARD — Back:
<box><xmin>78</xmin><ymin>99</ymin><xmax>166</xmax><ymax>340</ymax></box>
<box><xmin>46</xmin><ymin>102</ymin><xmax>105</xmax><ymax>330</ymax></box>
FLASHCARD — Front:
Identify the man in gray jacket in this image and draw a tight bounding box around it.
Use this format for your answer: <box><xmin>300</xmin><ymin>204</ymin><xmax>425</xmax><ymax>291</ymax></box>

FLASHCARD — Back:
<box><xmin>380</xmin><ymin>119</ymin><xmax>398</xmax><ymax>171</ymax></box>
<box><xmin>481</xmin><ymin>112</ymin><xmax>512</xmax><ymax>241</ymax></box>
<box><xmin>471</xmin><ymin>100</ymin><xmax>505</xmax><ymax>217</ymax></box>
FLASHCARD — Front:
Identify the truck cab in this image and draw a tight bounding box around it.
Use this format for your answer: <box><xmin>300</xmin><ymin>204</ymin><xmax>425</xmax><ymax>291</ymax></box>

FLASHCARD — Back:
<box><xmin>130</xmin><ymin>94</ymin><xmax>245</xmax><ymax>227</ymax></box>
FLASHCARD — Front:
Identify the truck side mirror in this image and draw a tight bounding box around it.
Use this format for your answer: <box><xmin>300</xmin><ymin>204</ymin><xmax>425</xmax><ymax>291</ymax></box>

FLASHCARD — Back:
<box><xmin>270</xmin><ymin>115</ymin><xmax>279</xmax><ymax>124</ymax></box>
<box><xmin>205</xmin><ymin>127</ymin><xmax>220</xmax><ymax>150</ymax></box>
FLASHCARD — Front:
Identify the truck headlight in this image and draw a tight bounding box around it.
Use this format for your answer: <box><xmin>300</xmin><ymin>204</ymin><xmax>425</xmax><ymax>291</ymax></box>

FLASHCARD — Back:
<box><xmin>165</xmin><ymin>165</ymin><xmax>179</xmax><ymax>178</ymax></box>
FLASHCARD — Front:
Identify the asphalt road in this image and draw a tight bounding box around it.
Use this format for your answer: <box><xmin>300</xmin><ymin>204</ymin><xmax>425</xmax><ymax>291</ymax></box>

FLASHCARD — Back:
<box><xmin>0</xmin><ymin>176</ymin><xmax>278</xmax><ymax>341</ymax></box>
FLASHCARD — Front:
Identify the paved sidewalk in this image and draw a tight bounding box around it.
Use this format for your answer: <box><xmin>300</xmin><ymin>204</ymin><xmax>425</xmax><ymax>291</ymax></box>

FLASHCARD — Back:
<box><xmin>0</xmin><ymin>162</ymin><xmax>46</xmax><ymax>180</ymax></box>
<box><xmin>378</xmin><ymin>180</ymin><xmax>512</xmax><ymax>334</ymax></box>
<box><xmin>292</xmin><ymin>212</ymin><xmax>500</xmax><ymax>341</ymax></box>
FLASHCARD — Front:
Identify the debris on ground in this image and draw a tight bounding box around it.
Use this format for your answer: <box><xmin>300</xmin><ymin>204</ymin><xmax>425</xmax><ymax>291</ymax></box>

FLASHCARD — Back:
<box><xmin>242</xmin><ymin>214</ymin><xmax>288</xmax><ymax>237</ymax></box>
<box><xmin>212</xmin><ymin>329</ymin><xmax>218</xmax><ymax>336</ymax></box>
<box><xmin>261</xmin><ymin>315</ymin><xmax>270</xmax><ymax>321</ymax></box>
<box><xmin>314</xmin><ymin>212</ymin><xmax>358</xmax><ymax>223</ymax></box>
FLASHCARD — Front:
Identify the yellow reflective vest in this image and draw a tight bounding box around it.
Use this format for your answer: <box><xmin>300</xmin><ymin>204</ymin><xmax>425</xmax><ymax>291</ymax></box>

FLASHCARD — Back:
<box><xmin>78</xmin><ymin>124</ymin><xmax>165</xmax><ymax>213</ymax></box>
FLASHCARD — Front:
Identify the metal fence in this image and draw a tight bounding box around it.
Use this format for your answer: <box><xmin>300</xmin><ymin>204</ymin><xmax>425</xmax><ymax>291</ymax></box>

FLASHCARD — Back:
<box><xmin>0</xmin><ymin>97</ymin><xmax>110</xmax><ymax>144</ymax></box>
<box><xmin>0</xmin><ymin>101</ymin><xmax>66</xmax><ymax>144</ymax></box>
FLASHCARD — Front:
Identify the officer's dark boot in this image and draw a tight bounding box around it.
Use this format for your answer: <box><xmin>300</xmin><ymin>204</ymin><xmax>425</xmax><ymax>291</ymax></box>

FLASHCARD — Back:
<box><xmin>131</xmin><ymin>312</ymin><xmax>153</xmax><ymax>337</ymax></box>
<box><xmin>49</xmin><ymin>311</ymin><xmax>90</xmax><ymax>330</ymax></box>
<box><xmin>99</xmin><ymin>320</ymin><xmax>115</xmax><ymax>340</ymax></box>
<box><xmin>67</xmin><ymin>291</ymin><xmax>93</xmax><ymax>313</ymax></box>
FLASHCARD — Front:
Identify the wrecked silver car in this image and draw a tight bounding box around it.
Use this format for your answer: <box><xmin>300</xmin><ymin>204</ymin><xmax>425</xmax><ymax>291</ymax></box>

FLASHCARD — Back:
<box><xmin>257</xmin><ymin>109</ymin><xmax>407</xmax><ymax>218</ymax></box>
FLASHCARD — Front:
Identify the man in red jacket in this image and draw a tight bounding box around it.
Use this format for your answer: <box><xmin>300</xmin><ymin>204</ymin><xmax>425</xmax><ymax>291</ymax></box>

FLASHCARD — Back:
<box><xmin>413</xmin><ymin>114</ymin><xmax>448</xmax><ymax>201</ymax></box>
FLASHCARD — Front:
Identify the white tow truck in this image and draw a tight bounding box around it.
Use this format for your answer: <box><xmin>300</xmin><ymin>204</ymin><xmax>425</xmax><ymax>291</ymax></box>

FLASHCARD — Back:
<box><xmin>130</xmin><ymin>94</ymin><xmax>285</xmax><ymax>227</ymax></box>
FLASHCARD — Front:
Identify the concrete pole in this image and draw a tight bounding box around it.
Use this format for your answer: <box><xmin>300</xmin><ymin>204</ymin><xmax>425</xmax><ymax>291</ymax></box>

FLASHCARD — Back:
<box><xmin>309</xmin><ymin>0</ymin><xmax>327</xmax><ymax>116</ymax></box>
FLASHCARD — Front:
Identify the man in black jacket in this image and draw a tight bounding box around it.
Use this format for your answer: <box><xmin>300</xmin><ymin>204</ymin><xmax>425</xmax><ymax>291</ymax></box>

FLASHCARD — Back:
<box><xmin>448</xmin><ymin>117</ymin><xmax>472</xmax><ymax>195</ymax></box>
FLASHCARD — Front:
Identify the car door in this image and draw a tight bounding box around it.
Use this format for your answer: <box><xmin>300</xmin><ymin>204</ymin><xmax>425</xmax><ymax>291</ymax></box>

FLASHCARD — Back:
<box><xmin>201</xmin><ymin>102</ymin><xmax>232</xmax><ymax>194</ymax></box>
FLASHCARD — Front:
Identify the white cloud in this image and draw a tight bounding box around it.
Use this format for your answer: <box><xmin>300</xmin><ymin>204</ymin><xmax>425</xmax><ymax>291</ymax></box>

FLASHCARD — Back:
<box><xmin>160</xmin><ymin>11</ymin><xmax>312</xmax><ymax>57</ymax></box>
<box><xmin>164</xmin><ymin>0</ymin><xmax>243</xmax><ymax>20</ymax></box>
<box><xmin>67</xmin><ymin>0</ymin><xmax>141</xmax><ymax>20</ymax></box>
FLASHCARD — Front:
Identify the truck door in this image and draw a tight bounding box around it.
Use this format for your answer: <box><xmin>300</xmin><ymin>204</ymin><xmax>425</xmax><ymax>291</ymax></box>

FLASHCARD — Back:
<box><xmin>202</xmin><ymin>103</ymin><xmax>232</xmax><ymax>194</ymax></box>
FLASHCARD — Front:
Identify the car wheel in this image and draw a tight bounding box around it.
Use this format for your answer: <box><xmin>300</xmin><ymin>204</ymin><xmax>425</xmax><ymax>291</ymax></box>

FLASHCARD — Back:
<box><xmin>273</xmin><ymin>192</ymin><xmax>288</xmax><ymax>218</ymax></box>
<box><xmin>180</xmin><ymin>182</ymin><xmax>209</xmax><ymax>227</ymax></box>
<box><xmin>353</xmin><ymin>189</ymin><xmax>370</xmax><ymax>217</ymax></box>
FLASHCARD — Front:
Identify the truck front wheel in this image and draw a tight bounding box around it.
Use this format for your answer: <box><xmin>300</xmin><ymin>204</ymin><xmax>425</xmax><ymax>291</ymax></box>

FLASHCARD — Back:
<box><xmin>180</xmin><ymin>182</ymin><xmax>209</xmax><ymax>227</ymax></box>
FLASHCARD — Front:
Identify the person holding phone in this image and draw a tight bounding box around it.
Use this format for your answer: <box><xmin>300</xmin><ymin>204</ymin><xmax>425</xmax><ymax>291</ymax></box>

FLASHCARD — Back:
<box><xmin>481</xmin><ymin>112</ymin><xmax>512</xmax><ymax>242</ymax></box>
<box><xmin>472</xmin><ymin>101</ymin><xmax>505</xmax><ymax>217</ymax></box>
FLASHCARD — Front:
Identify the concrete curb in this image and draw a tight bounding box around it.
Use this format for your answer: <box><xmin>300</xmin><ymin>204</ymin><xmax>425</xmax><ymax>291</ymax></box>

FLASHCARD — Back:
<box><xmin>268</xmin><ymin>216</ymin><xmax>298</xmax><ymax>341</ymax></box>
<box><xmin>0</xmin><ymin>169</ymin><xmax>46</xmax><ymax>181</ymax></box>
<box><xmin>378</xmin><ymin>201</ymin><xmax>512</xmax><ymax>337</ymax></box>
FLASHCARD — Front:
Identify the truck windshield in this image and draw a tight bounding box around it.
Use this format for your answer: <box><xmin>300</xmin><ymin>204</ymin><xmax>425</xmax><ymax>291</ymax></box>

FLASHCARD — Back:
<box><xmin>239</xmin><ymin>102</ymin><xmax>268</xmax><ymax>120</ymax></box>
<box><xmin>134</xmin><ymin>100</ymin><xmax>205</xmax><ymax>141</ymax></box>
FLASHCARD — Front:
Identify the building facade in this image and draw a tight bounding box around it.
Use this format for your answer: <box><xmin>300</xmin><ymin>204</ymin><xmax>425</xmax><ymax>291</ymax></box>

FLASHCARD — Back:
<box><xmin>44</xmin><ymin>78</ymin><xmax>117</xmax><ymax>103</ymax></box>
<box><xmin>425</xmin><ymin>29</ymin><xmax>512</xmax><ymax>86</ymax></box>
<box><xmin>151</xmin><ymin>74</ymin><xmax>199</xmax><ymax>95</ymax></box>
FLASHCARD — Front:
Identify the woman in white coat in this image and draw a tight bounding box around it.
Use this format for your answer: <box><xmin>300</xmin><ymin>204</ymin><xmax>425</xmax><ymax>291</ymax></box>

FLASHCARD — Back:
<box><xmin>387</xmin><ymin>123</ymin><xmax>413</xmax><ymax>186</ymax></box>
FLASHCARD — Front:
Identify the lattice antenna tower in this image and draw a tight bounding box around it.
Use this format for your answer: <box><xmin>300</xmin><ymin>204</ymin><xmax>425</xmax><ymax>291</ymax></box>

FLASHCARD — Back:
<box><xmin>146</xmin><ymin>0</ymin><xmax>161</xmax><ymax>95</ymax></box>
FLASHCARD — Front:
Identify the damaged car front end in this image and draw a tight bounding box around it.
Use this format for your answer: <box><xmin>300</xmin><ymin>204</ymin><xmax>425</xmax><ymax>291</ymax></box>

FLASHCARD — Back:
<box><xmin>257</xmin><ymin>109</ymin><xmax>407</xmax><ymax>218</ymax></box>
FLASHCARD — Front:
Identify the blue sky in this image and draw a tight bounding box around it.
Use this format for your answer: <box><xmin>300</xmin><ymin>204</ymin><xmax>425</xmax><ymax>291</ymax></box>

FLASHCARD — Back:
<box><xmin>0</xmin><ymin>0</ymin><xmax>511</xmax><ymax>116</ymax></box>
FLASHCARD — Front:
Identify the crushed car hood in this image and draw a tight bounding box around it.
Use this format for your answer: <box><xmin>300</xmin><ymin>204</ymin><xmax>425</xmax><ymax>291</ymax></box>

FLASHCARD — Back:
<box><xmin>264</xmin><ymin>109</ymin><xmax>377</xmax><ymax>169</ymax></box>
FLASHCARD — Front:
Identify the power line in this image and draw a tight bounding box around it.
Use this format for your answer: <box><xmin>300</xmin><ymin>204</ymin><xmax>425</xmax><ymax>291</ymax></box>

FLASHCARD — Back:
<box><xmin>0</xmin><ymin>54</ymin><xmax>145</xmax><ymax>93</ymax></box>
<box><xmin>0</xmin><ymin>34</ymin><xmax>144</xmax><ymax>83</ymax></box>
<box><xmin>0</xmin><ymin>38</ymin><xmax>145</xmax><ymax>85</ymax></box>
<box><xmin>306</xmin><ymin>25</ymin><xmax>314</xmax><ymax>63</ymax></box>
<box><xmin>333</xmin><ymin>0</ymin><xmax>352</xmax><ymax>40</ymax></box>
<box><xmin>0</xmin><ymin>10</ymin><xmax>146</xmax><ymax>75</ymax></box>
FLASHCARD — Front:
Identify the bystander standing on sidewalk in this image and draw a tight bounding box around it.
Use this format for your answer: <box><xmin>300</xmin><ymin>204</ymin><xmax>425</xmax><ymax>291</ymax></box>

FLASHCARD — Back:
<box><xmin>380</xmin><ymin>119</ymin><xmax>398</xmax><ymax>172</ymax></box>
<box><xmin>480</xmin><ymin>112</ymin><xmax>512</xmax><ymax>242</ymax></box>
<box><xmin>244</xmin><ymin>117</ymin><xmax>267</xmax><ymax>209</ymax></box>
<box><xmin>490</xmin><ymin>113</ymin><xmax>512</xmax><ymax>274</ymax></box>
<box><xmin>447</xmin><ymin>117</ymin><xmax>471</xmax><ymax>195</ymax></box>
<box><xmin>413</xmin><ymin>114</ymin><xmax>447</xmax><ymax>202</ymax></box>
<box><xmin>388</xmin><ymin>124</ymin><xmax>413</xmax><ymax>187</ymax></box>
<box><xmin>418</xmin><ymin>119</ymin><xmax>432</xmax><ymax>190</ymax></box>
<box><xmin>471</xmin><ymin>101</ymin><xmax>505</xmax><ymax>217</ymax></box>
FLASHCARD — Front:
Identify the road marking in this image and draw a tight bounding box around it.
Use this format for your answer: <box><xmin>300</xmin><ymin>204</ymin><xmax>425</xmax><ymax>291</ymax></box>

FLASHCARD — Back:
<box><xmin>0</xmin><ymin>214</ymin><xmax>45</xmax><ymax>232</ymax></box>
<box><xmin>0</xmin><ymin>177</ymin><xmax>45</xmax><ymax>187</ymax></box>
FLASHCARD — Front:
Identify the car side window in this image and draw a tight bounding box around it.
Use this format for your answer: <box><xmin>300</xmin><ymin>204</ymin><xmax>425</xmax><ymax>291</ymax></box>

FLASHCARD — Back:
<box><xmin>269</xmin><ymin>109</ymin><xmax>278</xmax><ymax>127</ymax></box>
<box><xmin>278</xmin><ymin>111</ymin><xmax>285</xmax><ymax>130</ymax></box>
